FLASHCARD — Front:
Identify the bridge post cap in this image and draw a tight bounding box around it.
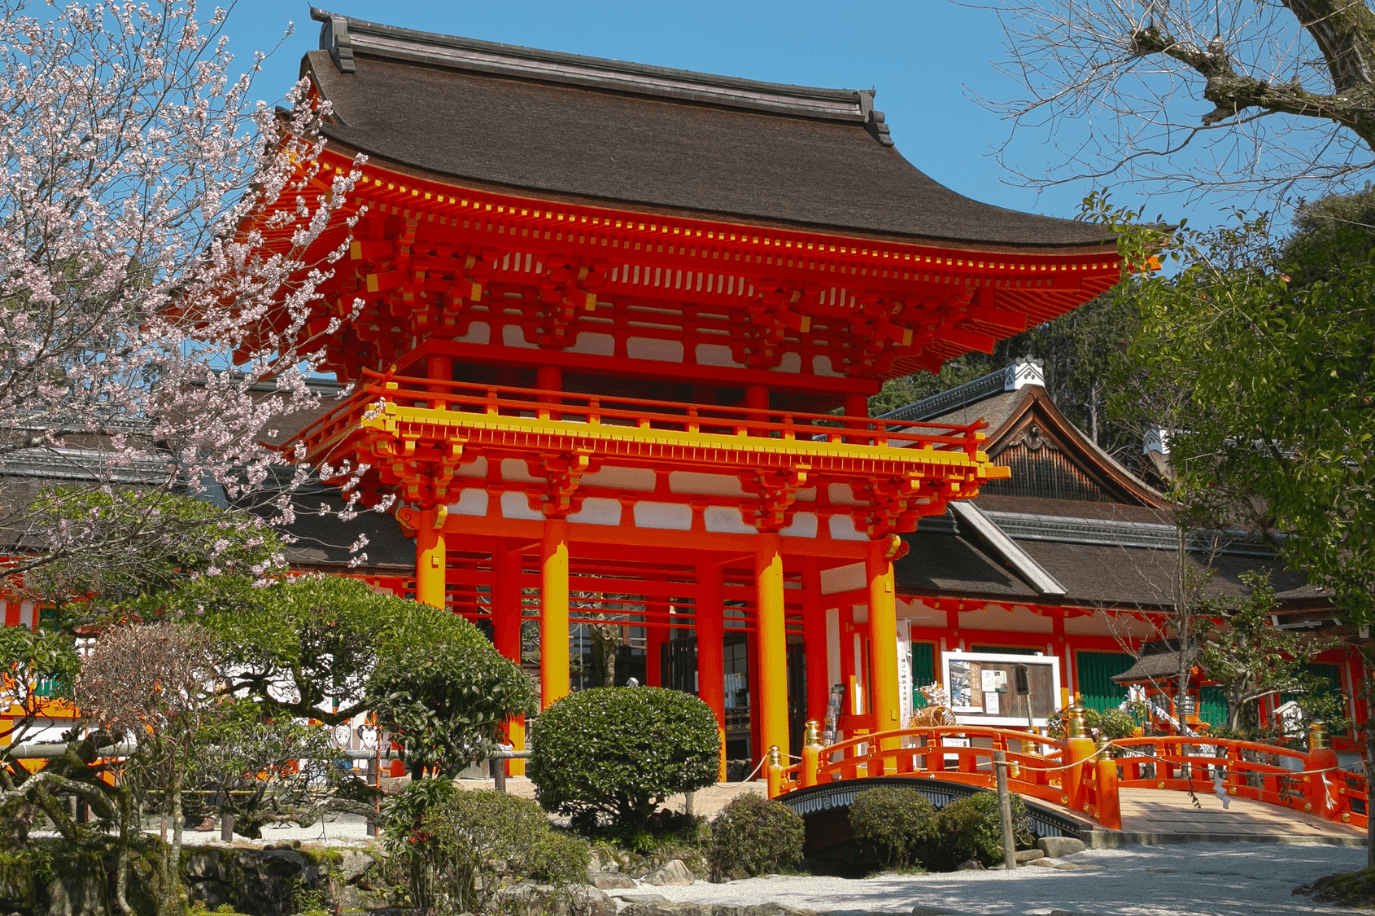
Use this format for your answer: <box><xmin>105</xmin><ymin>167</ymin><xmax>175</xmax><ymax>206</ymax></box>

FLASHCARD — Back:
<box><xmin>803</xmin><ymin>720</ymin><xmax>822</xmax><ymax>747</ymax></box>
<box><xmin>1065</xmin><ymin>705</ymin><xmax>1086</xmax><ymax>739</ymax></box>
<box><xmin>1308</xmin><ymin>720</ymin><xmax>1330</xmax><ymax>750</ymax></box>
<box><xmin>1095</xmin><ymin>731</ymin><xmax>1112</xmax><ymax>751</ymax></box>
<box><xmin>767</xmin><ymin>745</ymin><xmax>782</xmax><ymax>766</ymax></box>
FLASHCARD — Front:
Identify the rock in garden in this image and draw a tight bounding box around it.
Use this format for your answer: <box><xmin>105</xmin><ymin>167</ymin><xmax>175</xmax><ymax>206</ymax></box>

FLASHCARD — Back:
<box><xmin>1037</xmin><ymin>837</ymin><xmax>1087</xmax><ymax>858</ymax></box>
<box><xmin>642</xmin><ymin>859</ymin><xmax>696</xmax><ymax>886</ymax></box>
<box><xmin>589</xmin><ymin>872</ymin><xmax>638</xmax><ymax>890</ymax></box>
<box><xmin>1014</xmin><ymin>848</ymin><xmax>1045</xmax><ymax>863</ymax></box>
<box><xmin>956</xmin><ymin>859</ymin><xmax>985</xmax><ymax>871</ymax></box>
<box><xmin>340</xmin><ymin>849</ymin><xmax>374</xmax><ymax>882</ymax></box>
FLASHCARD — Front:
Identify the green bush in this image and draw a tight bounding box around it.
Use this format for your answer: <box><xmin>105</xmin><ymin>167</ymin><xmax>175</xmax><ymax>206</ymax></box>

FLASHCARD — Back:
<box><xmin>386</xmin><ymin>784</ymin><xmax>589</xmax><ymax>914</ymax></box>
<box><xmin>529</xmin><ymin>687</ymin><xmax>719</xmax><ymax>830</ymax></box>
<box><xmin>705</xmin><ymin>794</ymin><xmax>804</xmax><ymax>882</ymax></box>
<box><xmin>933</xmin><ymin>792</ymin><xmax>1035</xmax><ymax>868</ymax></box>
<box><xmin>848</xmin><ymin>787</ymin><xmax>937</xmax><ymax>870</ymax></box>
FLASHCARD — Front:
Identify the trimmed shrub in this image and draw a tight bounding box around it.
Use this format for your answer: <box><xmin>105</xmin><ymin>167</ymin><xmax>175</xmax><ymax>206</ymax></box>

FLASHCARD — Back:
<box><xmin>705</xmin><ymin>794</ymin><xmax>804</xmax><ymax>882</ymax></box>
<box><xmin>848</xmin><ymin>786</ymin><xmax>937</xmax><ymax>870</ymax></box>
<box><xmin>385</xmin><ymin>784</ymin><xmax>589</xmax><ymax>914</ymax></box>
<box><xmin>529</xmin><ymin>687</ymin><xmax>719</xmax><ymax>830</ymax></box>
<box><xmin>933</xmin><ymin>792</ymin><xmax>1035</xmax><ymax>868</ymax></box>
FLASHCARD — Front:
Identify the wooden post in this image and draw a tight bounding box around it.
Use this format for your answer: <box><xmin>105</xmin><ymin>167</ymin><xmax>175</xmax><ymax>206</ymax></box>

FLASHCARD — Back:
<box><xmin>493</xmin><ymin>541</ymin><xmax>526</xmax><ymax>776</ymax></box>
<box><xmin>994</xmin><ymin>750</ymin><xmax>1017</xmax><ymax>870</ymax></box>
<box><xmin>415</xmin><ymin>508</ymin><xmax>447</xmax><ymax>609</ymax></box>
<box><xmin>866</xmin><ymin>539</ymin><xmax>901</xmax><ymax>767</ymax></box>
<box><xmin>802</xmin><ymin>559</ymin><xmax>829</xmax><ymax>724</ymax></box>
<box><xmin>755</xmin><ymin>533</ymin><xmax>790</xmax><ymax>768</ymax></box>
<box><xmin>696</xmin><ymin>555</ymin><xmax>727</xmax><ymax>780</ymax></box>
<box><xmin>220</xmin><ymin>813</ymin><xmax>234</xmax><ymax>843</ymax></box>
<box><xmin>541</xmin><ymin>517</ymin><xmax>571</xmax><ymax>708</ymax></box>
<box><xmin>1095</xmin><ymin>734</ymin><xmax>1122</xmax><ymax>830</ymax></box>
<box><xmin>801</xmin><ymin>719</ymin><xmax>822</xmax><ymax>788</ymax></box>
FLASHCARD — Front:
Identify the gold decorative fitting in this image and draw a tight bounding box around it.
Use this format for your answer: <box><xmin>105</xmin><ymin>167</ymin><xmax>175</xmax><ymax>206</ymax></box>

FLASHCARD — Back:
<box><xmin>1343</xmin><ymin>812</ymin><xmax>1352</xmax><ymax>822</ymax></box>
<box><xmin>767</xmin><ymin>745</ymin><xmax>782</xmax><ymax>767</ymax></box>
<box><xmin>1309</xmin><ymin>720</ymin><xmax>1330</xmax><ymax>750</ymax></box>
<box><xmin>803</xmin><ymin>720</ymin><xmax>822</xmax><ymax>747</ymax></box>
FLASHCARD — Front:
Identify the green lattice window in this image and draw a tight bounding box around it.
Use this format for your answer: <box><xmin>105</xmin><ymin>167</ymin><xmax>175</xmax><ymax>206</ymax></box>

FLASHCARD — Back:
<box><xmin>1076</xmin><ymin>652</ymin><xmax>1135</xmax><ymax>713</ymax></box>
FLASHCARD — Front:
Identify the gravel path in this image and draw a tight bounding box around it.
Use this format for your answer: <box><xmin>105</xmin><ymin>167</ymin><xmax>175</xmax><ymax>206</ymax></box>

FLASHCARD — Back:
<box><xmin>640</xmin><ymin>843</ymin><xmax>1366</xmax><ymax>916</ymax></box>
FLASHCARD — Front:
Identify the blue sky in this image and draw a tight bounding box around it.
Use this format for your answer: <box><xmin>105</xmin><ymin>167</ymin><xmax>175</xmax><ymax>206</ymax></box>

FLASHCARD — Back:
<box><xmin>225</xmin><ymin>1</ymin><xmax>1192</xmax><ymax>230</ymax></box>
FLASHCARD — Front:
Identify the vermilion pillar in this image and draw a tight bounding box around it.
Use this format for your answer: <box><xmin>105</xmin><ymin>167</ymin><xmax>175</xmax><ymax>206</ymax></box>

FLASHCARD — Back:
<box><xmin>414</xmin><ymin>508</ymin><xmax>447</xmax><ymax>609</ymax></box>
<box><xmin>802</xmin><ymin>558</ymin><xmax>829</xmax><ymax>724</ymax></box>
<box><xmin>754</xmin><ymin>532</ymin><xmax>789</xmax><ymax>765</ymax></box>
<box><xmin>493</xmin><ymin>540</ymin><xmax>525</xmax><ymax>775</ymax></box>
<box><xmin>645</xmin><ymin>594</ymin><xmax>667</xmax><ymax>687</ymax></box>
<box><xmin>866</xmin><ymin>539</ymin><xmax>901</xmax><ymax>761</ymax></box>
<box><xmin>427</xmin><ymin>355</ymin><xmax>452</xmax><ymax>411</ymax></box>
<box><xmin>696</xmin><ymin>555</ymin><xmax>726</xmax><ymax>779</ymax></box>
<box><xmin>541</xmin><ymin>518</ymin><xmax>571</xmax><ymax>708</ymax></box>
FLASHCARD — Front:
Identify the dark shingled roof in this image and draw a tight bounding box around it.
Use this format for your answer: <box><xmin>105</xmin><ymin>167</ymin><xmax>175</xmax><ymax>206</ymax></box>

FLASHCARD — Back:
<box><xmin>304</xmin><ymin>10</ymin><xmax>1114</xmax><ymax>250</ymax></box>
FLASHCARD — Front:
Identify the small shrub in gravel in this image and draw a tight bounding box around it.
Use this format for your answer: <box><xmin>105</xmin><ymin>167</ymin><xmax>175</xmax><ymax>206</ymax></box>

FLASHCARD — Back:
<box><xmin>933</xmin><ymin>792</ymin><xmax>1034</xmax><ymax>869</ymax></box>
<box><xmin>706</xmin><ymin>794</ymin><xmax>804</xmax><ymax>881</ymax></box>
<box><xmin>848</xmin><ymin>786</ymin><xmax>937</xmax><ymax>870</ymax></box>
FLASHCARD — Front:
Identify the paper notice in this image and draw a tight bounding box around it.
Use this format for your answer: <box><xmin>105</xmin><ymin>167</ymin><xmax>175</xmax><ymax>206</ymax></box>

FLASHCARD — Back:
<box><xmin>984</xmin><ymin>692</ymin><xmax>1000</xmax><ymax>715</ymax></box>
<box><xmin>981</xmin><ymin>669</ymin><xmax>1008</xmax><ymax>693</ymax></box>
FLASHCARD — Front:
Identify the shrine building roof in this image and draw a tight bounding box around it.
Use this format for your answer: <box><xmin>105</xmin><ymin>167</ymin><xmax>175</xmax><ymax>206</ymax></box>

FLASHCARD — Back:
<box><xmin>306</xmin><ymin>10</ymin><xmax>1112</xmax><ymax>252</ymax></box>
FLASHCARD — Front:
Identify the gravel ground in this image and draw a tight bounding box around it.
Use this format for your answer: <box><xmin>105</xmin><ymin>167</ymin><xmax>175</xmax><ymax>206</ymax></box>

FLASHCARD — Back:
<box><xmin>641</xmin><ymin>843</ymin><xmax>1367</xmax><ymax>916</ymax></box>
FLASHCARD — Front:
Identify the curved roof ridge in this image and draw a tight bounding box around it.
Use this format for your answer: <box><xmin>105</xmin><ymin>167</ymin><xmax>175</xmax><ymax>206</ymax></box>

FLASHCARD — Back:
<box><xmin>310</xmin><ymin>8</ymin><xmax>892</xmax><ymax>140</ymax></box>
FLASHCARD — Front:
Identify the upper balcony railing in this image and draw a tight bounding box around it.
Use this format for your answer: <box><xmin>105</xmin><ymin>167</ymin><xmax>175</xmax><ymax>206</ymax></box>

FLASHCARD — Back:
<box><xmin>297</xmin><ymin>368</ymin><xmax>991</xmax><ymax>460</ymax></box>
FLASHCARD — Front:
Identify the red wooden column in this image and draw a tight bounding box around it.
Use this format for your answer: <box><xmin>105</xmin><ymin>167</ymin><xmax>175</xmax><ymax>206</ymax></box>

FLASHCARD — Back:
<box><xmin>493</xmin><ymin>540</ymin><xmax>526</xmax><ymax>776</ymax></box>
<box><xmin>696</xmin><ymin>555</ymin><xmax>726</xmax><ymax>780</ymax></box>
<box><xmin>427</xmin><ymin>354</ymin><xmax>452</xmax><ymax>411</ymax></box>
<box><xmin>645</xmin><ymin>593</ymin><xmax>668</xmax><ymax>687</ymax></box>
<box><xmin>802</xmin><ymin>558</ymin><xmax>829</xmax><ymax>724</ymax></box>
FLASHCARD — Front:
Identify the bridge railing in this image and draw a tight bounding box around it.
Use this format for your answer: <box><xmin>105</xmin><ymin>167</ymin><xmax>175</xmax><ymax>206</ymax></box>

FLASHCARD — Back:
<box><xmin>1113</xmin><ymin>735</ymin><xmax>1368</xmax><ymax>829</ymax></box>
<box><xmin>778</xmin><ymin>725</ymin><xmax>1086</xmax><ymax>815</ymax></box>
<box><xmin>775</xmin><ymin>727</ymin><xmax>1364</xmax><ymax>834</ymax></box>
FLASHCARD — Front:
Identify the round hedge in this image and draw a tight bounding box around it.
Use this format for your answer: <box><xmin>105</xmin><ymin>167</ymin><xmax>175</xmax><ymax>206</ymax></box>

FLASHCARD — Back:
<box><xmin>848</xmin><ymin>786</ymin><xmax>938</xmax><ymax>869</ymax></box>
<box><xmin>706</xmin><ymin>794</ymin><xmax>804</xmax><ymax>881</ymax></box>
<box><xmin>528</xmin><ymin>687</ymin><xmax>719</xmax><ymax>829</ymax></box>
<box><xmin>933</xmin><ymin>791</ymin><xmax>1035</xmax><ymax>868</ymax></box>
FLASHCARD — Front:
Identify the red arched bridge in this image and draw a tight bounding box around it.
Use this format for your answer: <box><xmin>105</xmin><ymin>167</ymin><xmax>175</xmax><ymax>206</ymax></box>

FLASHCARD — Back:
<box><xmin>766</xmin><ymin>724</ymin><xmax>1367</xmax><ymax>836</ymax></box>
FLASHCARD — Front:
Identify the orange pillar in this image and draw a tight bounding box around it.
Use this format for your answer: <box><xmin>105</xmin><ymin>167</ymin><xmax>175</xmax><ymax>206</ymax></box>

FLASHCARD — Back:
<box><xmin>696</xmin><ymin>556</ymin><xmax>726</xmax><ymax>780</ymax></box>
<box><xmin>541</xmin><ymin>518</ymin><xmax>570</xmax><ymax>708</ymax></box>
<box><xmin>493</xmin><ymin>540</ymin><xmax>525</xmax><ymax>776</ymax></box>
<box><xmin>755</xmin><ymin>532</ymin><xmax>789</xmax><ymax>770</ymax></box>
<box><xmin>866</xmin><ymin>539</ymin><xmax>901</xmax><ymax>766</ymax></box>
<box><xmin>802</xmin><ymin>559</ymin><xmax>829</xmax><ymax>724</ymax></box>
<box><xmin>645</xmin><ymin>595</ymin><xmax>667</xmax><ymax>688</ymax></box>
<box><xmin>415</xmin><ymin>508</ymin><xmax>447</xmax><ymax>610</ymax></box>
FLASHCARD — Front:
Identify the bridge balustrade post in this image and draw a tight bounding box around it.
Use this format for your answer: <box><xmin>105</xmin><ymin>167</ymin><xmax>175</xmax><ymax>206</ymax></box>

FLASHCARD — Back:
<box><xmin>766</xmin><ymin>745</ymin><xmax>783</xmax><ymax>799</ymax></box>
<box><xmin>1062</xmin><ymin>706</ymin><xmax>1095</xmax><ymax>812</ymax></box>
<box><xmin>1095</xmin><ymin>733</ymin><xmax>1121</xmax><ymax>831</ymax></box>
<box><xmin>1304</xmin><ymin>721</ymin><xmax>1338</xmax><ymax>818</ymax></box>
<box><xmin>801</xmin><ymin>720</ymin><xmax>821</xmax><ymax>788</ymax></box>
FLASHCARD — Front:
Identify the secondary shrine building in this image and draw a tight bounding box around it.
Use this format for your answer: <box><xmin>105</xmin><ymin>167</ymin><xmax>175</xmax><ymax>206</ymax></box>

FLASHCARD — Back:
<box><xmin>256</xmin><ymin>12</ymin><xmax>1123</xmax><ymax>769</ymax></box>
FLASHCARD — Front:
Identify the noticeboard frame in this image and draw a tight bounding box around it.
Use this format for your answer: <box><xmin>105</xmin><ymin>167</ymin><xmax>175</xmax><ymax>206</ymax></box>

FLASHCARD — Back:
<box><xmin>939</xmin><ymin>651</ymin><xmax>1062</xmax><ymax>727</ymax></box>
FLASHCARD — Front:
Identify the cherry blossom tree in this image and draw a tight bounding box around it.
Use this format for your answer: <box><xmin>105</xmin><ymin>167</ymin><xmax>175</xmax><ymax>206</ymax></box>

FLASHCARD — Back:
<box><xmin>0</xmin><ymin>0</ymin><xmax>362</xmax><ymax>596</ymax></box>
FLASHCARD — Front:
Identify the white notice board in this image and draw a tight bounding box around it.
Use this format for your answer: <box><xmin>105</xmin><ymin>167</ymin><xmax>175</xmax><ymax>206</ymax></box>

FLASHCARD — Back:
<box><xmin>940</xmin><ymin>651</ymin><xmax>1061</xmax><ymax>727</ymax></box>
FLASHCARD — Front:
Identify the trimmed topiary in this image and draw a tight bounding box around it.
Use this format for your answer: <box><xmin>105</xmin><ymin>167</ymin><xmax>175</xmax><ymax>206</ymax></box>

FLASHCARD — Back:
<box><xmin>705</xmin><ymin>794</ymin><xmax>804</xmax><ymax>882</ymax></box>
<box><xmin>848</xmin><ymin>786</ymin><xmax>938</xmax><ymax>870</ymax></box>
<box><xmin>529</xmin><ymin>687</ymin><xmax>719</xmax><ymax>830</ymax></box>
<box><xmin>933</xmin><ymin>791</ymin><xmax>1035</xmax><ymax>868</ymax></box>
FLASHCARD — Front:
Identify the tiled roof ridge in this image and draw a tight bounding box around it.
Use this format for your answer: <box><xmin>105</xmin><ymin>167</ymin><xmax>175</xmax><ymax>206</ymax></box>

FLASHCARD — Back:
<box><xmin>877</xmin><ymin>357</ymin><xmax>1044</xmax><ymax>423</ymax></box>
<box><xmin>309</xmin><ymin>9</ymin><xmax>895</xmax><ymax>144</ymax></box>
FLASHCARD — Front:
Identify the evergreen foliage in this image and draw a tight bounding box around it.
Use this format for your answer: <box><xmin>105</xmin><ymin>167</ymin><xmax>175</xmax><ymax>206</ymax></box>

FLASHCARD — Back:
<box><xmin>705</xmin><ymin>794</ymin><xmax>804</xmax><ymax>881</ymax></box>
<box><xmin>529</xmin><ymin>687</ymin><xmax>719</xmax><ymax>830</ymax></box>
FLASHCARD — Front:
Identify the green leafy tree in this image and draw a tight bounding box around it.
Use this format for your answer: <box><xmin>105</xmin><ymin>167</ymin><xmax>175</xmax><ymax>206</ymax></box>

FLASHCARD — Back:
<box><xmin>1196</xmin><ymin>573</ymin><xmax>1341</xmax><ymax>735</ymax></box>
<box><xmin>366</xmin><ymin>624</ymin><xmax>536</xmax><ymax>779</ymax></box>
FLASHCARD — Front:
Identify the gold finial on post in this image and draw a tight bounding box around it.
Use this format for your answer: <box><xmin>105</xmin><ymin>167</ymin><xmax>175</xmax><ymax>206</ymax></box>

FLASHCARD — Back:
<box><xmin>765</xmin><ymin>744</ymin><xmax>784</xmax><ymax>798</ymax></box>
<box><xmin>1309</xmin><ymin>720</ymin><xmax>1330</xmax><ymax>750</ymax></box>
<box><xmin>803</xmin><ymin>719</ymin><xmax>822</xmax><ymax>747</ymax></box>
<box><xmin>1066</xmin><ymin>705</ymin><xmax>1086</xmax><ymax>739</ymax></box>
